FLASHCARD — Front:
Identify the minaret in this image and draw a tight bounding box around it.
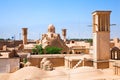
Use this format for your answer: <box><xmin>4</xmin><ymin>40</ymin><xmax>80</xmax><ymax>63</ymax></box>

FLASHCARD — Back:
<box><xmin>22</xmin><ymin>28</ymin><xmax>28</xmax><ymax>44</ymax></box>
<box><xmin>62</xmin><ymin>29</ymin><xmax>67</xmax><ymax>42</ymax></box>
<box><xmin>92</xmin><ymin>11</ymin><xmax>111</xmax><ymax>69</ymax></box>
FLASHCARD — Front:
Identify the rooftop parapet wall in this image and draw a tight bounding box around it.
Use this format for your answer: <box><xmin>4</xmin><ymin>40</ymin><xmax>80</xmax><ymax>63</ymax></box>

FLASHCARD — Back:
<box><xmin>0</xmin><ymin>58</ymin><xmax>20</xmax><ymax>73</ymax></box>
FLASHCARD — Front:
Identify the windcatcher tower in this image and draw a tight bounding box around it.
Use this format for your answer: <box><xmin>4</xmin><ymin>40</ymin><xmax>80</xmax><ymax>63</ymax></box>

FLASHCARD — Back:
<box><xmin>22</xmin><ymin>28</ymin><xmax>28</xmax><ymax>44</ymax></box>
<box><xmin>92</xmin><ymin>11</ymin><xmax>111</xmax><ymax>69</ymax></box>
<box><xmin>62</xmin><ymin>29</ymin><xmax>67</xmax><ymax>42</ymax></box>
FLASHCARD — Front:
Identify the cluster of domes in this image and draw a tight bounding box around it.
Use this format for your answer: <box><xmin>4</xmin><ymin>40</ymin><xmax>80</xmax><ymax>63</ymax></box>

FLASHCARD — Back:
<box><xmin>40</xmin><ymin>24</ymin><xmax>69</xmax><ymax>54</ymax></box>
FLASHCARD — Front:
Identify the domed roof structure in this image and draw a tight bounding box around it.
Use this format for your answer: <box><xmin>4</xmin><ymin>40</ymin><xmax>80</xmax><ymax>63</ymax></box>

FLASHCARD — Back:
<box><xmin>48</xmin><ymin>24</ymin><xmax>55</xmax><ymax>33</ymax></box>
<box><xmin>9</xmin><ymin>66</ymin><xmax>45</xmax><ymax>80</ymax></box>
<box><xmin>69</xmin><ymin>66</ymin><xmax>103</xmax><ymax>79</ymax></box>
<box><xmin>41</xmin><ymin>24</ymin><xmax>69</xmax><ymax>54</ymax></box>
<box><xmin>70</xmin><ymin>66</ymin><xmax>102</xmax><ymax>74</ymax></box>
<box><xmin>44</xmin><ymin>70</ymin><xmax>67</xmax><ymax>79</ymax></box>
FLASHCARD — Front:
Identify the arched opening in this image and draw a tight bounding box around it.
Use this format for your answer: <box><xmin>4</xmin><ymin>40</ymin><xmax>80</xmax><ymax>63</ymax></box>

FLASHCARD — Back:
<box><xmin>111</xmin><ymin>47</ymin><xmax>120</xmax><ymax>60</ymax></box>
<box><xmin>63</xmin><ymin>52</ymin><xmax>67</xmax><ymax>54</ymax></box>
<box><xmin>69</xmin><ymin>51</ymin><xmax>72</xmax><ymax>54</ymax></box>
<box><xmin>71</xmin><ymin>40</ymin><xmax>75</xmax><ymax>43</ymax></box>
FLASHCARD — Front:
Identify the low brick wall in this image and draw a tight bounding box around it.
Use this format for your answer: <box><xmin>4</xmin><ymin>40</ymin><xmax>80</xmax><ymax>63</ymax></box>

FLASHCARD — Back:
<box><xmin>65</xmin><ymin>58</ymin><xmax>93</xmax><ymax>69</ymax></box>
<box><xmin>27</xmin><ymin>54</ymin><xmax>94</xmax><ymax>68</ymax></box>
<box><xmin>70</xmin><ymin>60</ymin><xmax>83</xmax><ymax>68</ymax></box>
<box><xmin>94</xmin><ymin>61</ymin><xmax>109</xmax><ymax>69</ymax></box>
<box><xmin>28</xmin><ymin>55</ymin><xmax>65</xmax><ymax>68</ymax></box>
<box><xmin>27</xmin><ymin>58</ymin><xmax>42</xmax><ymax>67</ymax></box>
<box><xmin>83</xmin><ymin>60</ymin><xmax>93</xmax><ymax>66</ymax></box>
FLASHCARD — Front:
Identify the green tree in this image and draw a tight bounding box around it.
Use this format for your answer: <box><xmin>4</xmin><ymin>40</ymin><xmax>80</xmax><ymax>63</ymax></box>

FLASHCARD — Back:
<box><xmin>45</xmin><ymin>46</ymin><xmax>62</xmax><ymax>54</ymax></box>
<box><xmin>32</xmin><ymin>45</ymin><xmax>44</xmax><ymax>54</ymax></box>
<box><xmin>23</xmin><ymin>58</ymin><xmax>27</xmax><ymax>63</ymax></box>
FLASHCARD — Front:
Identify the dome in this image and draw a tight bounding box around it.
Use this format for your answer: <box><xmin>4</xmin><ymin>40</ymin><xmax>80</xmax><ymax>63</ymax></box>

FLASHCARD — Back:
<box><xmin>9</xmin><ymin>66</ymin><xmax>46</xmax><ymax>80</ymax></box>
<box><xmin>70</xmin><ymin>66</ymin><xmax>102</xmax><ymax>74</ymax></box>
<box><xmin>45</xmin><ymin>70</ymin><xmax>67</xmax><ymax>78</ymax></box>
<box><xmin>69</xmin><ymin>66</ymin><xmax>103</xmax><ymax>79</ymax></box>
<box><xmin>48</xmin><ymin>24</ymin><xmax>55</xmax><ymax>33</ymax></box>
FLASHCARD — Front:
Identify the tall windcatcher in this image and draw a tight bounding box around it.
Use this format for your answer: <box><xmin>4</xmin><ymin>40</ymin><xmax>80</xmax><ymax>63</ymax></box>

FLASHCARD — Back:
<box><xmin>62</xmin><ymin>29</ymin><xmax>67</xmax><ymax>42</ymax></box>
<box><xmin>22</xmin><ymin>28</ymin><xmax>28</xmax><ymax>44</ymax></box>
<box><xmin>92</xmin><ymin>11</ymin><xmax>111</xmax><ymax>69</ymax></box>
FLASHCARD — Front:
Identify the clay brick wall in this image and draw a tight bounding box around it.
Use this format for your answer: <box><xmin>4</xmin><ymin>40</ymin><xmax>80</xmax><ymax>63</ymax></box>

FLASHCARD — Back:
<box><xmin>83</xmin><ymin>60</ymin><xmax>93</xmax><ymax>66</ymax></box>
<box><xmin>0</xmin><ymin>58</ymin><xmax>20</xmax><ymax>73</ymax></box>
<box><xmin>0</xmin><ymin>40</ymin><xmax>23</xmax><ymax>49</ymax></box>
<box><xmin>28</xmin><ymin>55</ymin><xmax>64</xmax><ymax>68</ymax></box>
<box><xmin>28</xmin><ymin>58</ymin><xmax>42</xmax><ymax>67</ymax></box>
<box><xmin>94</xmin><ymin>62</ymin><xmax>109</xmax><ymax>69</ymax></box>
<box><xmin>70</xmin><ymin>60</ymin><xmax>83</xmax><ymax>68</ymax></box>
<box><xmin>109</xmin><ymin>60</ymin><xmax>115</xmax><ymax>69</ymax></box>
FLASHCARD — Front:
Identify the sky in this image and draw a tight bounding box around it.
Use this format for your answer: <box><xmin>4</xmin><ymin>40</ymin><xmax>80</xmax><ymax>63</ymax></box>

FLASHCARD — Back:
<box><xmin>0</xmin><ymin>0</ymin><xmax>120</xmax><ymax>40</ymax></box>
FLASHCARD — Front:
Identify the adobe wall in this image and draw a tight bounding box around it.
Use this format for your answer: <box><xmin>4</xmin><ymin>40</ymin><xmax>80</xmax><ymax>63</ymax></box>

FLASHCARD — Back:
<box><xmin>109</xmin><ymin>60</ymin><xmax>116</xmax><ymax>69</ymax></box>
<box><xmin>65</xmin><ymin>58</ymin><xmax>93</xmax><ymax>69</ymax></box>
<box><xmin>27</xmin><ymin>58</ymin><xmax>42</xmax><ymax>67</ymax></box>
<box><xmin>69</xmin><ymin>60</ymin><xmax>83</xmax><ymax>68</ymax></box>
<box><xmin>28</xmin><ymin>54</ymin><xmax>94</xmax><ymax>68</ymax></box>
<box><xmin>83</xmin><ymin>60</ymin><xmax>93</xmax><ymax>66</ymax></box>
<box><xmin>94</xmin><ymin>61</ymin><xmax>109</xmax><ymax>69</ymax></box>
<box><xmin>28</xmin><ymin>55</ymin><xmax>65</xmax><ymax>68</ymax></box>
<box><xmin>109</xmin><ymin>60</ymin><xmax>120</xmax><ymax>75</ymax></box>
<box><xmin>0</xmin><ymin>41</ymin><xmax>4</xmax><ymax>50</ymax></box>
<box><xmin>0</xmin><ymin>58</ymin><xmax>20</xmax><ymax>73</ymax></box>
<box><xmin>0</xmin><ymin>40</ymin><xmax>23</xmax><ymax>50</ymax></box>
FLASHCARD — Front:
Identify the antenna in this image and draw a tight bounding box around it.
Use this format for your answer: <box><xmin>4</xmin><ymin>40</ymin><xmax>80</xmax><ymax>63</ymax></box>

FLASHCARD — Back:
<box><xmin>87</xmin><ymin>24</ymin><xmax>116</xmax><ymax>27</ymax></box>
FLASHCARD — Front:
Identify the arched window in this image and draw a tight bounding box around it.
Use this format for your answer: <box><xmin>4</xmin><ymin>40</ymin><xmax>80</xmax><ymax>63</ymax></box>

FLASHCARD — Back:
<box><xmin>111</xmin><ymin>47</ymin><xmax>120</xmax><ymax>60</ymax></box>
